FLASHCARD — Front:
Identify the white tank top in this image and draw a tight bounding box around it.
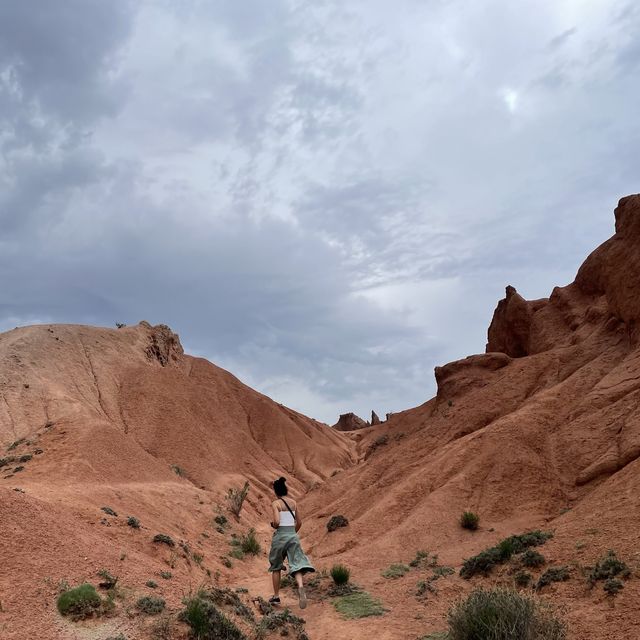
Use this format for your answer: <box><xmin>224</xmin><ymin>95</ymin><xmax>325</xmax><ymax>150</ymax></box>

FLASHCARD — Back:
<box><xmin>279</xmin><ymin>501</ymin><xmax>296</xmax><ymax>526</ymax></box>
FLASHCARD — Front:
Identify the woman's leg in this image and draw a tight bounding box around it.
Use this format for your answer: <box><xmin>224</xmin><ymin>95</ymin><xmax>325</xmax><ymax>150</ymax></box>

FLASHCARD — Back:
<box><xmin>293</xmin><ymin>571</ymin><xmax>307</xmax><ymax>609</ymax></box>
<box><xmin>272</xmin><ymin>569</ymin><xmax>281</xmax><ymax>597</ymax></box>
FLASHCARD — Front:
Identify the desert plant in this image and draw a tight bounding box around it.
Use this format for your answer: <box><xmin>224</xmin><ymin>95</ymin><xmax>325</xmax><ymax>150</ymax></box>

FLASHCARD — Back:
<box><xmin>410</xmin><ymin>550</ymin><xmax>432</xmax><ymax>568</ymax></box>
<box><xmin>239</xmin><ymin>528</ymin><xmax>261</xmax><ymax>555</ymax></box>
<box><xmin>153</xmin><ymin>533</ymin><xmax>175</xmax><ymax>547</ymax></box>
<box><xmin>97</xmin><ymin>569</ymin><xmax>118</xmax><ymax>589</ymax></box>
<box><xmin>171</xmin><ymin>464</ymin><xmax>186</xmax><ymax>477</ymax></box>
<box><xmin>333</xmin><ymin>591</ymin><xmax>385</xmax><ymax>619</ymax></box>
<box><xmin>588</xmin><ymin>550</ymin><xmax>630</xmax><ymax>584</ymax></box>
<box><xmin>521</xmin><ymin>550</ymin><xmax>546</xmax><ymax>568</ymax></box>
<box><xmin>447</xmin><ymin>587</ymin><xmax>566</xmax><ymax>640</ymax></box>
<box><xmin>432</xmin><ymin>566</ymin><xmax>455</xmax><ymax>578</ymax></box>
<box><xmin>180</xmin><ymin>592</ymin><xmax>247</xmax><ymax>639</ymax></box>
<box><xmin>214</xmin><ymin>514</ymin><xmax>229</xmax><ymax>528</ymax></box>
<box><xmin>146</xmin><ymin>580</ymin><xmax>158</xmax><ymax>589</ymax></box>
<box><xmin>127</xmin><ymin>516</ymin><xmax>140</xmax><ymax>529</ymax></box>
<box><xmin>603</xmin><ymin>578</ymin><xmax>624</xmax><ymax>596</ymax></box>
<box><xmin>137</xmin><ymin>595</ymin><xmax>166</xmax><ymax>615</ymax></box>
<box><xmin>416</xmin><ymin>579</ymin><xmax>438</xmax><ymax>597</ymax></box>
<box><xmin>226</xmin><ymin>481</ymin><xmax>250</xmax><ymax>517</ymax></box>
<box><xmin>159</xmin><ymin>571</ymin><xmax>172</xmax><ymax>580</ymax></box>
<box><xmin>460</xmin><ymin>531</ymin><xmax>553</xmax><ymax>579</ymax></box>
<box><xmin>536</xmin><ymin>566</ymin><xmax>569</xmax><ymax>590</ymax></box>
<box><xmin>192</xmin><ymin>552</ymin><xmax>204</xmax><ymax>566</ymax></box>
<box><xmin>382</xmin><ymin>564</ymin><xmax>410</xmax><ymax>579</ymax></box>
<box><xmin>327</xmin><ymin>514</ymin><xmax>349</xmax><ymax>532</ymax></box>
<box><xmin>115</xmin><ymin>322</ymin><xmax>126</xmax><ymax>329</ymax></box>
<box><xmin>101</xmin><ymin>506</ymin><xmax>118</xmax><ymax>517</ymax></box>
<box><xmin>460</xmin><ymin>512</ymin><xmax>480</xmax><ymax>531</ymax></box>
<box><xmin>57</xmin><ymin>584</ymin><xmax>102</xmax><ymax>619</ymax></box>
<box><xmin>330</xmin><ymin>564</ymin><xmax>351</xmax><ymax>585</ymax></box>
<box><xmin>515</xmin><ymin>571</ymin><xmax>532</xmax><ymax>587</ymax></box>
<box><xmin>230</xmin><ymin>547</ymin><xmax>245</xmax><ymax>560</ymax></box>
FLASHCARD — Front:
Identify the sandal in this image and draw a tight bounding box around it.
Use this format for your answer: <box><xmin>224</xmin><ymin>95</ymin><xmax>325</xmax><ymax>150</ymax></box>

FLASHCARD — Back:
<box><xmin>268</xmin><ymin>596</ymin><xmax>281</xmax><ymax>604</ymax></box>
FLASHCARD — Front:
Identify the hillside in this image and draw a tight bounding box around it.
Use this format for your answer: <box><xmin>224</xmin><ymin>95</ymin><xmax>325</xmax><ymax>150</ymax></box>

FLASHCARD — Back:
<box><xmin>1</xmin><ymin>196</ymin><xmax>640</xmax><ymax>640</ymax></box>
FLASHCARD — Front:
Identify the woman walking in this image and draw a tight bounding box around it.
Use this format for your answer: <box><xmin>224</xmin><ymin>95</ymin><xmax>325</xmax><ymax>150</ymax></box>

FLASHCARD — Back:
<box><xmin>268</xmin><ymin>476</ymin><xmax>315</xmax><ymax>608</ymax></box>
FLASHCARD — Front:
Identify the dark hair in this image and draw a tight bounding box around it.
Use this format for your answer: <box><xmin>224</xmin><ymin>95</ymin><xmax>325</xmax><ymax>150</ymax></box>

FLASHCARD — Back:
<box><xmin>273</xmin><ymin>477</ymin><xmax>288</xmax><ymax>497</ymax></box>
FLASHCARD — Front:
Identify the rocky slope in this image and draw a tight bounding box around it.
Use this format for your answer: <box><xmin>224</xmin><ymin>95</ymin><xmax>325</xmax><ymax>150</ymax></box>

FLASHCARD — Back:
<box><xmin>1</xmin><ymin>195</ymin><xmax>640</xmax><ymax>640</ymax></box>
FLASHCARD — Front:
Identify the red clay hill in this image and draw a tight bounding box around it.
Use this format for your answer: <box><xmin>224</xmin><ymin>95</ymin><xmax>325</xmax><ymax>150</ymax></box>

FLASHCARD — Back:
<box><xmin>2</xmin><ymin>195</ymin><xmax>640</xmax><ymax>640</ymax></box>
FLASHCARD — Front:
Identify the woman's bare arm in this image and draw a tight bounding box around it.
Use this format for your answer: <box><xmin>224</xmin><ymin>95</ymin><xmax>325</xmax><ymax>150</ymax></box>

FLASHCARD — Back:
<box><xmin>271</xmin><ymin>501</ymin><xmax>280</xmax><ymax>529</ymax></box>
<box><xmin>294</xmin><ymin>503</ymin><xmax>302</xmax><ymax>532</ymax></box>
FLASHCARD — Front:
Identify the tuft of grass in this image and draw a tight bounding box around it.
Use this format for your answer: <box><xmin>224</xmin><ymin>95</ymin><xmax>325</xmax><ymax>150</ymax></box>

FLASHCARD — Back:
<box><xmin>333</xmin><ymin>591</ymin><xmax>385</xmax><ymax>619</ymax></box>
<box><xmin>382</xmin><ymin>563</ymin><xmax>410</xmax><ymax>579</ymax></box>
<box><xmin>588</xmin><ymin>550</ymin><xmax>630</xmax><ymax>585</ymax></box>
<box><xmin>515</xmin><ymin>571</ymin><xmax>532</xmax><ymax>587</ymax></box>
<box><xmin>239</xmin><ymin>528</ymin><xmax>261</xmax><ymax>555</ymax></box>
<box><xmin>101</xmin><ymin>506</ymin><xmax>118</xmax><ymax>517</ymax></box>
<box><xmin>192</xmin><ymin>553</ymin><xmax>204</xmax><ymax>566</ymax></box>
<box><xmin>521</xmin><ymin>550</ymin><xmax>546</xmax><ymax>568</ymax></box>
<box><xmin>136</xmin><ymin>595</ymin><xmax>166</xmax><ymax>615</ymax></box>
<box><xmin>460</xmin><ymin>531</ymin><xmax>553</xmax><ymax>579</ymax></box>
<box><xmin>146</xmin><ymin>580</ymin><xmax>158</xmax><ymax>589</ymax></box>
<box><xmin>159</xmin><ymin>571</ymin><xmax>172</xmax><ymax>580</ymax></box>
<box><xmin>603</xmin><ymin>578</ymin><xmax>624</xmax><ymax>596</ymax></box>
<box><xmin>214</xmin><ymin>514</ymin><xmax>229</xmax><ymax>529</ymax></box>
<box><xmin>153</xmin><ymin>533</ymin><xmax>175</xmax><ymax>547</ymax></box>
<box><xmin>460</xmin><ymin>512</ymin><xmax>480</xmax><ymax>531</ymax></box>
<box><xmin>447</xmin><ymin>587</ymin><xmax>566</xmax><ymax>640</ymax></box>
<box><xmin>327</xmin><ymin>514</ymin><xmax>349</xmax><ymax>532</ymax></box>
<box><xmin>127</xmin><ymin>516</ymin><xmax>140</xmax><ymax>529</ymax></box>
<box><xmin>97</xmin><ymin>569</ymin><xmax>118</xmax><ymax>589</ymax></box>
<box><xmin>229</xmin><ymin>547</ymin><xmax>245</xmax><ymax>560</ymax></box>
<box><xmin>57</xmin><ymin>584</ymin><xmax>102</xmax><ymax>619</ymax></box>
<box><xmin>226</xmin><ymin>481</ymin><xmax>250</xmax><ymax>518</ymax></box>
<box><xmin>171</xmin><ymin>464</ymin><xmax>186</xmax><ymax>477</ymax></box>
<box><xmin>536</xmin><ymin>566</ymin><xmax>569</xmax><ymax>590</ymax></box>
<box><xmin>330</xmin><ymin>564</ymin><xmax>351</xmax><ymax>585</ymax></box>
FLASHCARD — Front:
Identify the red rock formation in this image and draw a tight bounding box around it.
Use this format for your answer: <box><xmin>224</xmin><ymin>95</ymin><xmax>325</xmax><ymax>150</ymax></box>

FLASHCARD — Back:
<box><xmin>371</xmin><ymin>410</ymin><xmax>381</xmax><ymax>425</ymax></box>
<box><xmin>332</xmin><ymin>412</ymin><xmax>369</xmax><ymax>431</ymax></box>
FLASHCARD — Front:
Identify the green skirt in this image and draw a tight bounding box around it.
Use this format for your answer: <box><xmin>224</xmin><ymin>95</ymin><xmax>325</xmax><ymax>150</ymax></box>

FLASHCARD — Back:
<box><xmin>268</xmin><ymin>526</ymin><xmax>315</xmax><ymax>575</ymax></box>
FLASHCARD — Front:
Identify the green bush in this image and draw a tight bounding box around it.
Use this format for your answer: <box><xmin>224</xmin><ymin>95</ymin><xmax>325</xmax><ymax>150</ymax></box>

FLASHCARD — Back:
<box><xmin>521</xmin><ymin>550</ymin><xmax>546</xmax><ymax>568</ymax></box>
<box><xmin>460</xmin><ymin>512</ymin><xmax>480</xmax><ymax>531</ymax></box>
<box><xmin>382</xmin><ymin>564</ymin><xmax>410</xmax><ymax>579</ymax></box>
<box><xmin>330</xmin><ymin>564</ymin><xmax>351</xmax><ymax>585</ymax></box>
<box><xmin>536</xmin><ymin>567</ymin><xmax>569</xmax><ymax>590</ymax></box>
<box><xmin>240</xmin><ymin>528</ymin><xmax>261</xmax><ymax>555</ymax></box>
<box><xmin>146</xmin><ymin>580</ymin><xmax>158</xmax><ymax>589</ymax></box>
<box><xmin>127</xmin><ymin>516</ymin><xmax>140</xmax><ymax>529</ymax></box>
<box><xmin>409</xmin><ymin>550</ymin><xmax>432</xmax><ymax>568</ymax></box>
<box><xmin>153</xmin><ymin>533</ymin><xmax>175</xmax><ymax>547</ymax></box>
<box><xmin>447</xmin><ymin>587</ymin><xmax>566</xmax><ymax>640</ymax></box>
<box><xmin>57</xmin><ymin>584</ymin><xmax>102</xmax><ymax>619</ymax></box>
<box><xmin>603</xmin><ymin>578</ymin><xmax>624</xmax><ymax>596</ymax></box>
<box><xmin>136</xmin><ymin>595</ymin><xmax>166</xmax><ymax>615</ymax></box>
<box><xmin>588</xmin><ymin>550</ymin><xmax>630</xmax><ymax>585</ymax></box>
<box><xmin>159</xmin><ymin>571</ymin><xmax>172</xmax><ymax>580</ymax></box>
<box><xmin>515</xmin><ymin>571</ymin><xmax>532</xmax><ymax>587</ymax></box>
<box><xmin>460</xmin><ymin>531</ymin><xmax>553</xmax><ymax>579</ymax></box>
<box><xmin>214</xmin><ymin>514</ymin><xmax>228</xmax><ymax>528</ymax></box>
<box><xmin>181</xmin><ymin>593</ymin><xmax>247</xmax><ymax>639</ymax></box>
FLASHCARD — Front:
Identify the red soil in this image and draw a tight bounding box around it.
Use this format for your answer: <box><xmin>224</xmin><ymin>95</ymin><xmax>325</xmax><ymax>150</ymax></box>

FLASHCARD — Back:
<box><xmin>2</xmin><ymin>195</ymin><xmax>640</xmax><ymax>639</ymax></box>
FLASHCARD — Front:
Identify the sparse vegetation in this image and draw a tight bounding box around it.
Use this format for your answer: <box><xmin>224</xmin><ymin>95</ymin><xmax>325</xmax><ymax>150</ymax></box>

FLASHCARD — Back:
<box><xmin>171</xmin><ymin>464</ymin><xmax>186</xmax><ymax>477</ymax></box>
<box><xmin>603</xmin><ymin>578</ymin><xmax>624</xmax><ymax>596</ymax></box>
<box><xmin>150</xmin><ymin>614</ymin><xmax>175</xmax><ymax>640</ymax></box>
<box><xmin>416</xmin><ymin>579</ymin><xmax>438</xmax><ymax>597</ymax></box>
<box><xmin>515</xmin><ymin>571</ymin><xmax>532</xmax><ymax>587</ymax></box>
<box><xmin>101</xmin><ymin>506</ymin><xmax>118</xmax><ymax>517</ymax></box>
<box><xmin>367</xmin><ymin>434</ymin><xmax>389</xmax><ymax>455</ymax></box>
<box><xmin>97</xmin><ymin>569</ymin><xmax>118</xmax><ymax>589</ymax></box>
<box><xmin>327</xmin><ymin>515</ymin><xmax>349</xmax><ymax>532</ymax></box>
<box><xmin>127</xmin><ymin>516</ymin><xmax>140</xmax><ymax>529</ymax></box>
<box><xmin>137</xmin><ymin>595</ymin><xmax>166</xmax><ymax>615</ymax></box>
<box><xmin>57</xmin><ymin>583</ymin><xmax>102</xmax><ymax>619</ymax></box>
<box><xmin>330</xmin><ymin>564</ymin><xmax>351</xmax><ymax>585</ymax></box>
<box><xmin>333</xmin><ymin>591</ymin><xmax>385</xmax><ymax>619</ymax></box>
<box><xmin>382</xmin><ymin>563</ymin><xmax>410</xmax><ymax>579</ymax></box>
<box><xmin>180</xmin><ymin>591</ymin><xmax>247</xmax><ymax>639</ymax></box>
<box><xmin>146</xmin><ymin>580</ymin><xmax>158</xmax><ymax>589</ymax></box>
<box><xmin>460</xmin><ymin>511</ymin><xmax>480</xmax><ymax>531</ymax></box>
<box><xmin>521</xmin><ymin>549</ymin><xmax>546</xmax><ymax>568</ymax></box>
<box><xmin>115</xmin><ymin>322</ymin><xmax>127</xmax><ymax>329</ymax></box>
<box><xmin>226</xmin><ymin>481</ymin><xmax>250</xmax><ymax>517</ymax></box>
<box><xmin>588</xmin><ymin>550</ymin><xmax>630</xmax><ymax>585</ymax></box>
<box><xmin>229</xmin><ymin>548</ymin><xmax>245</xmax><ymax>560</ymax></box>
<box><xmin>410</xmin><ymin>550</ymin><xmax>437</xmax><ymax>568</ymax></box>
<box><xmin>446</xmin><ymin>587</ymin><xmax>566</xmax><ymax>640</ymax></box>
<box><xmin>460</xmin><ymin>530</ymin><xmax>553</xmax><ymax>579</ymax></box>
<box><xmin>255</xmin><ymin>607</ymin><xmax>306</xmax><ymax>639</ymax></box>
<box><xmin>159</xmin><ymin>571</ymin><xmax>172</xmax><ymax>580</ymax></box>
<box><xmin>153</xmin><ymin>533</ymin><xmax>175</xmax><ymax>547</ymax></box>
<box><xmin>239</xmin><ymin>528</ymin><xmax>261</xmax><ymax>555</ymax></box>
<box><xmin>214</xmin><ymin>514</ymin><xmax>229</xmax><ymax>529</ymax></box>
<box><xmin>536</xmin><ymin>566</ymin><xmax>569</xmax><ymax>590</ymax></box>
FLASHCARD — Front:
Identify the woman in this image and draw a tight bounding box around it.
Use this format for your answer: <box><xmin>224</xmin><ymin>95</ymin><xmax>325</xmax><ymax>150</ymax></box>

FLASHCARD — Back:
<box><xmin>268</xmin><ymin>476</ymin><xmax>315</xmax><ymax>608</ymax></box>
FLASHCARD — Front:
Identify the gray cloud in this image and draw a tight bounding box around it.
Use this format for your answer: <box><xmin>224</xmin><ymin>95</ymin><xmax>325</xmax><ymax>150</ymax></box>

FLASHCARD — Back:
<box><xmin>1</xmin><ymin>0</ymin><xmax>639</xmax><ymax>423</ymax></box>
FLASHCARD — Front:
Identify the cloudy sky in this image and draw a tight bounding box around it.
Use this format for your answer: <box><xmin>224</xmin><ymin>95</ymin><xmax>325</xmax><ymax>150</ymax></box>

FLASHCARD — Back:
<box><xmin>1</xmin><ymin>1</ymin><xmax>638</xmax><ymax>423</ymax></box>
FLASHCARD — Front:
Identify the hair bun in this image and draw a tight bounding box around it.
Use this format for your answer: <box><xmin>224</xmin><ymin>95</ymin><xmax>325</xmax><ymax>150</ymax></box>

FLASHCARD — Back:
<box><xmin>278</xmin><ymin>477</ymin><xmax>286</xmax><ymax>483</ymax></box>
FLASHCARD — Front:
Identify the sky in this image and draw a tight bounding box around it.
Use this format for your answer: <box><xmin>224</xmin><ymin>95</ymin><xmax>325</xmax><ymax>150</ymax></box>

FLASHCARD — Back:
<box><xmin>1</xmin><ymin>0</ymin><xmax>638</xmax><ymax>423</ymax></box>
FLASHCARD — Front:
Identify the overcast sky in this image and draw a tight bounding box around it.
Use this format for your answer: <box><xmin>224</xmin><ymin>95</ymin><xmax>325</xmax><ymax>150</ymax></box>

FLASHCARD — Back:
<box><xmin>1</xmin><ymin>1</ymin><xmax>638</xmax><ymax>423</ymax></box>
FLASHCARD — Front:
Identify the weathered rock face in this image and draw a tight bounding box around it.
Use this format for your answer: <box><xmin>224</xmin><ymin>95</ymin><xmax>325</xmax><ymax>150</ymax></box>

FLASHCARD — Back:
<box><xmin>486</xmin><ymin>285</ymin><xmax>533</xmax><ymax>357</ymax></box>
<box><xmin>332</xmin><ymin>412</ymin><xmax>369</xmax><ymax>431</ymax></box>
<box><xmin>371</xmin><ymin>410</ymin><xmax>381</xmax><ymax>425</ymax></box>
<box><xmin>140</xmin><ymin>321</ymin><xmax>184</xmax><ymax>366</ymax></box>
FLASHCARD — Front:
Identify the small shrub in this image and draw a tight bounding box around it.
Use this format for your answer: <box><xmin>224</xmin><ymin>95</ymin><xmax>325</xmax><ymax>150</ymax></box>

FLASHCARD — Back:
<box><xmin>97</xmin><ymin>569</ymin><xmax>118</xmax><ymax>589</ymax></box>
<box><xmin>330</xmin><ymin>564</ymin><xmax>350</xmax><ymax>585</ymax></box>
<box><xmin>327</xmin><ymin>515</ymin><xmax>349</xmax><ymax>532</ymax></box>
<box><xmin>240</xmin><ymin>528</ymin><xmax>261</xmax><ymax>555</ymax></box>
<box><xmin>171</xmin><ymin>464</ymin><xmax>186</xmax><ymax>477</ymax></box>
<box><xmin>159</xmin><ymin>571</ymin><xmax>172</xmax><ymax>580</ymax></box>
<box><xmin>192</xmin><ymin>552</ymin><xmax>204</xmax><ymax>566</ymax></box>
<box><xmin>214</xmin><ymin>514</ymin><xmax>228</xmax><ymax>528</ymax></box>
<box><xmin>226</xmin><ymin>481</ymin><xmax>250</xmax><ymax>517</ymax></box>
<box><xmin>230</xmin><ymin>548</ymin><xmax>245</xmax><ymax>560</ymax></box>
<box><xmin>460</xmin><ymin>531</ymin><xmax>553</xmax><ymax>579</ymax></box>
<box><xmin>536</xmin><ymin>566</ymin><xmax>569</xmax><ymax>590</ymax></box>
<box><xmin>180</xmin><ymin>593</ymin><xmax>247</xmax><ymax>639</ymax></box>
<box><xmin>101</xmin><ymin>506</ymin><xmax>118</xmax><ymax>517</ymax></box>
<box><xmin>416</xmin><ymin>579</ymin><xmax>438</xmax><ymax>597</ymax></box>
<box><xmin>409</xmin><ymin>550</ymin><xmax>432</xmax><ymax>568</ymax></box>
<box><xmin>515</xmin><ymin>571</ymin><xmax>532</xmax><ymax>587</ymax></box>
<box><xmin>521</xmin><ymin>550</ymin><xmax>546</xmax><ymax>568</ymax></box>
<box><xmin>146</xmin><ymin>580</ymin><xmax>158</xmax><ymax>588</ymax></box>
<box><xmin>7</xmin><ymin>438</ymin><xmax>25</xmax><ymax>451</ymax></box>
<box><xmin>447</xmin><ymin>587</ymin><xmax>566</xmax><ymax>640</ymax></box>
<box><xmin>137</xmin><ymin>595</ymin><xmax>166</xmax><ymax>615</ymax></box>
<box><xmin>57</xmin><ymin>584</ymin><xmax>102</xmax><ymax>619</ymax></box>
<box><xmin>382</xmin><ymin>564</ymin><xmax>410</xmax><ymax>579</ymax></box>
<box><xmin>222</xmin><ymin>557</ymin><xmax>233</xmax><ymax>568</ymax></box>
<box><xmin>18</xmin><ymin>454</ymin><xmax>32</xmax><ymax>463</ymax></box>
<box><xmin>153</xmin><ymin>534</ymin><xmax>175</xmax><ymax>547</ymax></box>
<box><xmin>115</xmin><ymin>322</ymin><xmax>126</xmax><ymax>329</ymax></box>
<box><xmin>603</xmin><ymin>578</ymin><xmax>624</xmax><ymax>596</ymax></box>
<box><xmin>460</xmin><ymin>512</ymin><xmax>479</xmax><ymax>531</ymax></box>
<box><xmin>127</xmin><ymin>516</ymin><xmax>140</xmax><ymax>529</ymax></box>
<box><xmin>588</xmin><ymin>550</ymin><xmax>630</xmax><ymax>585</ymax></box>
<box><xmin>432</xmin><ymin>566</ymin><xmax>455</xmax><ymax>579</ymax></box>
<box><xmin>333</xmin><ymin>591</ymin><xmax>385</xmax><ymax>619</ymax></box>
